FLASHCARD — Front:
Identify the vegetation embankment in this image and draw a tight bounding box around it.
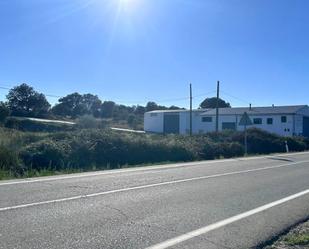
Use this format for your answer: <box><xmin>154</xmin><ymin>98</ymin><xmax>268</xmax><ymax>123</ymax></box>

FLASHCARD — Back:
<box><xmin>1</xmin><ymin>127</ymin><xmax>308</xmax><ymax>180</ymax></box>
<box><xmin>0</xmin><ymin>83</ymin><xmax>231</xmax><ymax>131</ymax></box>
<box><xmin>263</xmin><ymin>219</ymin><xmax>309</xmax><ymax>248</ymax></box>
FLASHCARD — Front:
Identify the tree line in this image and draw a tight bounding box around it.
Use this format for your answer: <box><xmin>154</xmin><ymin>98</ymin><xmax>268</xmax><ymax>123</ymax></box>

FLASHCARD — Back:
<box><xmin>0</xmin><ymin>84</ymin><xmax>184</xmax><ymax>126</ymax></box>
<box><xmin>0</xmin><ymin>83</ymin><xmax>231</xmax><ymax>127</ymax></box>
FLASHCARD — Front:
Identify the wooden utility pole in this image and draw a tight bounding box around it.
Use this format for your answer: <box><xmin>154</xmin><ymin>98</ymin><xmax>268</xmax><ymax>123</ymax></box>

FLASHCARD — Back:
<box><xmin>216</xmin><ymin>81</ymin><xmax>220</xmax><ymax>132</ymax></box>
<box><xmin>190</xmin><ymin>83</ymin><xmax>193</xmax><ymax>136</ymax></box>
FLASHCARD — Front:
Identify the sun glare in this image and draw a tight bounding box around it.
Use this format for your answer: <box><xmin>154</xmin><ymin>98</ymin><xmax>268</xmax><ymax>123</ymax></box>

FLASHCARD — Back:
<box><xmin>118</xmin><ymin>0</ymin><xmax>138</xmax><ymax>11</ymax></box>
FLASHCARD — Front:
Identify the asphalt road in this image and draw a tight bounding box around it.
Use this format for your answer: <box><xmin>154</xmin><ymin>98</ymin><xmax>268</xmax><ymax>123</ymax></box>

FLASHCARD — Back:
<box><xmin>0</xmin><ymin>152</ymin><xmax>309</xmax><ymax>249</ymax></box>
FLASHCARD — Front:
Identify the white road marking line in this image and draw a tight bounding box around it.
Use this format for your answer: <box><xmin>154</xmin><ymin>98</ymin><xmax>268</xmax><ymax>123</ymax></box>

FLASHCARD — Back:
<box><xmin>0</xmin><ymin>160</ymin><xmax>308</xmax><ymax>212</ymax></box>
<box><xmin>146</xmin><ymin>189</ymin><xmax>309</xmax><ymax>249</ymax></box>
<box><xmin>1</xmin><ymin>151</ymin><xmax>308</xmax><ymax>186</ymax></box>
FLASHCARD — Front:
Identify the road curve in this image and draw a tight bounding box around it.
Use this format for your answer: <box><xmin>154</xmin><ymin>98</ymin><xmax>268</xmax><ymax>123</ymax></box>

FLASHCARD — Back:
<box><xmin>0</xmin><ymin>152</ymin><xmax>309</xmax><ymax>249</ymax></box>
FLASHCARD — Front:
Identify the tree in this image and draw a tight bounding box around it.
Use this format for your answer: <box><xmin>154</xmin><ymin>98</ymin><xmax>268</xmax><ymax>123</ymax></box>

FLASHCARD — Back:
<box><xmin>169</xmin><ymin>105</ymin><xmax>183</xmax><ymax>110</ymax></box>
<box><xmin>81</xmin><ymin>94</ymin><xmax>102</xmax><ymax>118</ymax></box>
<box><xmin>0</xmin><ymin>102</ymin><xmax>9</xmax><ymax>122</ymax></box>
<box><xmin>127</xmin><ymin>114</ymin><xmax>139</xmax><ymax>129</ymax></box>
<box><xmin>52</xmin><ymin>93</ymin><xmax>101</xmax><ymax>118</ymax></box>
<box><xmin>134</xmin><ymin>106</ymin><xmax>146</xmax><ymax>115</ymax></box>
<box><xmin>113</xmin><ymin>104</ymin><xmax>130</xmax><ymax>121</ymax></box>
<box><xmin>145</xmin><ymin>102</ymin><xmax>159</xmax><ymax>112</ymax></box>
<box><xmin>101</xmin><ymin>101</ymin><xmax>116</xmax><ymax>118</ymax></box>
<box><xmin>52</xmin><ymin>93</ymin><xmax>84</xmax><ymax>118</ymax></box>
<box><xmin>199</xmin><ymin>97</ymin><xmax>231</xmax><ymax>109</ymax></box>
<box><xmin>6</xmin><ymin>83</ymin><xmax>50</xmax><ymax>117</ymax></box>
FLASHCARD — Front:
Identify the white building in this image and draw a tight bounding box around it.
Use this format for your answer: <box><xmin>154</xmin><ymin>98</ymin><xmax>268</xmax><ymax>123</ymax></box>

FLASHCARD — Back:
<box><xmin>144</xmin><ymin>105</ymin><xmax>309</xmax><ymax>137</ymax></box>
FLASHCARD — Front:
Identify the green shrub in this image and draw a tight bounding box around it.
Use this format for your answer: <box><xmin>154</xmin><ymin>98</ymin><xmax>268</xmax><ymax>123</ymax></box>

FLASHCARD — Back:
<box><xmin>5</xmin><ymin>117</ymin><xmax>74</xmax><ymax>132</ymax></box>
<box><xmin>76</xmin><ymin>115</ymin><xmax>106</xmax><ymax>129</ymax></box>
<box><xmin>221</xmin><ymin>142</ymin><xmax>245</xmax><ymax>158</ymax></box>
<box><xmin>0</xmin><ymin>126</ymin><xmax>308</xmax><ymax>179</ymax></box>
<box><xmin>201</xmin><ymin>140</ymin><xmax>244</xmax><ymax>160</ymax></box>
<box><xmin>232</xmin><ymin>128</ymin><xmax>285</xmax><ymax>154</ymax></box>
<box><xmin>201</xmin><ymin>140</ymin><xmax>221</xmax><ymax>160</ymax></box>
<box><xmin>0</xmin><ymin>102</ymin><xmax>9</xmax><ymax>123</ymax></box>
<box><xmin>20</xmin><ymin>140</ymin><xmax>70</xmax><ymax>171</ymax></box>
<box><xmin>0</xmin><ymin>146</ymin><xmax>24</xmax><ymax>176</ymax></box>
<box><xmin>285</xmin><ymin>137</ymin><xmax>307</xmax><ymax>152</ymax></box>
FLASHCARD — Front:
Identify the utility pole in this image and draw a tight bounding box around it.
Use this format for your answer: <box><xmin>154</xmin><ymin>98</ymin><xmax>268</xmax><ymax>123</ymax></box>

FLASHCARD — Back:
<box><xmin>244</xmin><ymin>123</ymin><xmax>248</xmax><ymax>155</ymax></box>
<box><xmin>190</xmin><ymin>83</ymin><xmax>193</xmax><ymax>136</ymax></box>
<box><xmin>216</xmin><ymin>81</ymin><xmax>220</xmax><ymax>132</ymax></box>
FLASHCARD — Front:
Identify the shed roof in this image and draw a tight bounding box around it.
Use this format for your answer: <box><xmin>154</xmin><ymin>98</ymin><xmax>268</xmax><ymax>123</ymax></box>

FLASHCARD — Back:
<box><xmin>200</xmin><ymin>105</ymin><xmax>308</xmax><ymax>116</ymax></box>
<box><xmin>147</xmin><ymin>109</ymin><xmax>208</xmax><ymax>114</ymax></box>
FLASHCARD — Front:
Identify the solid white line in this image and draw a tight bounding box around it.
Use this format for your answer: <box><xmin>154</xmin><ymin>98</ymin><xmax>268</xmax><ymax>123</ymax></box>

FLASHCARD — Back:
<box><xmin>1</xmin><ymin>151</ymin><xmax>308</xmax><ymax>187</ymax></box>
<box><xmin>0</xmin><ymin>160</ymin><xmax>308</xmax><ymax>212</ymax></box>
<box><xmin>146</xmin><ymin>189</ymin><xmax>309</xmax><ymax>249</ymax></box>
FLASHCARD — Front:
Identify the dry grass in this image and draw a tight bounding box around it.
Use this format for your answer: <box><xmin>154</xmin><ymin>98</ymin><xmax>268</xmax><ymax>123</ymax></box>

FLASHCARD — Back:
<box><xmin>264</xmin><ymin>220</ymin><xmax>309</xmax><ymax>248</ymax></box>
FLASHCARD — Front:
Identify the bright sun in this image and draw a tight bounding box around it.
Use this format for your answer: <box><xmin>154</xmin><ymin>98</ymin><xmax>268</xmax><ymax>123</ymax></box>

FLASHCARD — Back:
<box><xmin>119</xmin><ymin>0</ymin><xmax>135</xmax><ymax>6</ymax></box>
<box><xmin>119</xmin><ymin>0</ymin><xmax>138</xmax><ymax>10</ymax></box>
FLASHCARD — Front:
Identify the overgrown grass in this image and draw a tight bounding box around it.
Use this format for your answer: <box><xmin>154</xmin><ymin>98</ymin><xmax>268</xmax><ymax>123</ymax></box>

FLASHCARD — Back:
<box><xmin>284</xmin><ymin>233</ymin><xmax>309</xmax><ymax>246</ymax></box>
<box><xmin>0</xmin><ymin>127</ymin><xmax>308</xmax><ymax>180</ymax></box>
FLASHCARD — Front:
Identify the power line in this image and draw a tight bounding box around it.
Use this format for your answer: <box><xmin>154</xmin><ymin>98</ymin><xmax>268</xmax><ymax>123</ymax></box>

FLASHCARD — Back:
<box><xmin>0</xmin><ymin>85</ymin><xmax>63</xmax><ymax>99</ymax></box>
<box><xmin>221</xmin><ymin>90</ymin><xmax>253</xmax><ymax>105</ymax></box>
<box><xmin>0</xmin><ymin>84</ymin><xmax>211</xmax><ymax>106</ymax></box>
<box><xmin>192</xmin><ymin>90</ymin><xmax>217</xmax><ymax>98</ymax></box>
<box><xmin>0</xmin><ymin>83</ymin><xmax>218</xmax><ymax>107</ymax></box>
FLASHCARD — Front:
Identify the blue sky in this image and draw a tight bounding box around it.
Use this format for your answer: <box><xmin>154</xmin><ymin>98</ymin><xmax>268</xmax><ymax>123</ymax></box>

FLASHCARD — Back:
<box><xmin>0</xmin><ymin>0</ymin><xmax>308</xmax><ymax>108</ymax></box>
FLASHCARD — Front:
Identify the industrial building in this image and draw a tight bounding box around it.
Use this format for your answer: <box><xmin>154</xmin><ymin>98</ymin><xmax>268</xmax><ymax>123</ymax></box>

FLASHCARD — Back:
<box><xmin>144</xmin><ymin>105</ymin><xmax>309</xmax><ymax>137</ymax></box>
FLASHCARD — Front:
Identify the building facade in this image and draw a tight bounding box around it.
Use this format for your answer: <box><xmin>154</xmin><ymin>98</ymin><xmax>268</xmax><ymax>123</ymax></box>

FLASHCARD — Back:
<box><xmin>144</xmin><ymin>105</ymin><xmax>309</xmax><ymax>137</ymax></box>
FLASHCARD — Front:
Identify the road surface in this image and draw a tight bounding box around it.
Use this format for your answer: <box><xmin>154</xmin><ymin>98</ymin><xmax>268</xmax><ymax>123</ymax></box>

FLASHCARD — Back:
<box><xmin>0</xmin><ymin>152</ymin><xmax>308</xmax><ymax>249</ymax></box>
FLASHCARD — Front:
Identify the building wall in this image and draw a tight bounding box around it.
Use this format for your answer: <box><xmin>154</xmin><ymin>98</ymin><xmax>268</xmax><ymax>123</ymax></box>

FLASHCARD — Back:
<box><xmin>294</xmin><ymin>114</ymin><xmax>303</xmax><ymax>135</ymax></box>
<box><xmin>179</xmin><ymin>111</ymin><xmax>206</xmax><ymax>135</ymax></box>
<box><xmin>197</xmin><ymin>114</ymin><xmax>296</xmax><ymax>136</ymax></box>
<box><xmin>144</xmin><ymin>109</ymin><xmax>309</xmax><ymax>137</ymax></box>
<box><xmin>179</xmin><ymin>112</ymin><xmax>188</xmax><ymax>134</ymax></box>
<box><xmin>144</xmin><ymin>112</ymin><xmax>164</xmax><ymax>133</ymax></box>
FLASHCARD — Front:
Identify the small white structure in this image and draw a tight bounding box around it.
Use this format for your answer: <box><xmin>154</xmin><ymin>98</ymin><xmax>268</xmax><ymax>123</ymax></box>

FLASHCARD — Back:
<box><xmin>144</xmin><ymin>105</ymin><xmax>309</xmax><ymax>137</ymax></box>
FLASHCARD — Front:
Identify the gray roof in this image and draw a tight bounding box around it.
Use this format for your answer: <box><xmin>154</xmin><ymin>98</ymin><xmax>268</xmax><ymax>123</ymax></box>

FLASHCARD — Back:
<box><xmin>147</xmin><ymin>109</ymin><xmax>209</xmax><ymax>114</ymax></box>
<box><xmin>201</xmin><ymin>105</ymin><xmax>308</xmax><ymax>116</ymax></box>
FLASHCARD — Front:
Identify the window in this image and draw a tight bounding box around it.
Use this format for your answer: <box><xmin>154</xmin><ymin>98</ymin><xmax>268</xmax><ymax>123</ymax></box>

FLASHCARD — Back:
<box><xmin>202</xmin><ymin>117</ymin><xmax>212</xmax><ymax>122</ymax></box>
<box><xmin>150</xmin><ymin>113</ymin><xmax>158</xmax><ymax>117</ymax></box>
<box><xmin>281</xmin><ymin>116</ymin><xmax>287</xmax><ymax>123</ymax></box>
<box><xmin>253</xmin><ymin>118</ymin><xmax>262</xmax><ymax>124</ymax></box>
<box><xmin>267</xmin><ymin>118</ymin><xmax>273</xmax><ymax>125</ymax></box>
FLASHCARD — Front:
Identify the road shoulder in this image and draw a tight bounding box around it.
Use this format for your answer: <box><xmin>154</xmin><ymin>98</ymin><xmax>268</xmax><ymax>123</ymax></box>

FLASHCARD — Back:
<box><xmin>263</xmin><ymin>219</ymin><xmax>309</xmax><ymax>249</ymax></box>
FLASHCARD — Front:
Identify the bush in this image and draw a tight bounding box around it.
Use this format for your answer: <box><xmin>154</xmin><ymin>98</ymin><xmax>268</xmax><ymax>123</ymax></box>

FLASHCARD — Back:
<box><xmin>231</xmin><ymin>128</ymin><xmax>285</xmax><ymax>154</ymax></box>
<box><xmin>76</xmin><ymin>115</ymin><xmax>105</xmax><ymax>129</ymax></box>
<box><xmin>20</xmin><ymin>140</ymin><xmax>70</xmax><ymax>171</ymax></box>
<box><xmin>285</xmin><ymin>137</ymin><xmax>307</xmax><ymax>152</ymax></box>
<box><xmin>5</xmin><ymin>117</ymin><xmax>74</xmax><ymax>132</ymax></box>
<box><xmin>200</xmin><ymin>140</ymin><xmax>244</xmax><ymax>160</ymax></box>
<box><xmin>221</xmin><ymin>142</ymin><xmax>245</xmax><ymax>158</ymax></box>
<box><xmin>0</xmin><ymin>102</ymin><xmax>9</xmax><ymax>123</ymax></box>
<box><xmin>0</xmin><ymin>127</ymin><xmax>308</xmax><ymax>179</ymax></box>
<box><xmin>0</xmin><ymin>146</ymin><xmax>24</xmax><ymax>176</ymax></box>
<box><xmin>201</xmin><ymin>140</ymin><xmax>221</xmax><ymax>160</ymax></box>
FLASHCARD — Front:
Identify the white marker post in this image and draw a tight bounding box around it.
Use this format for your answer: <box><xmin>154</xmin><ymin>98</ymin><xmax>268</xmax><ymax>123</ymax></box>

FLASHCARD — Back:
<box><xmin>239</xmin><ymin>112</ymin><xmax>253</xmax><ymax>156</ymax></box>
<box><xmin>285</xmin><ymin>140</ymin><xmax>289</xmax><ymax>153</ymax></box>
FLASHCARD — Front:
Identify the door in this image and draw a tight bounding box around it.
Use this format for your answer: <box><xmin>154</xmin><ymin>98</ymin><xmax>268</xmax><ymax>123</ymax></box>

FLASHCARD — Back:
<box><xmin>303</xmin><ymin>117</ymin><xmax>309</xmax><ymax>137</ymax></box>
<box><xmin>164</xmin><ymin>113</ymin><xmax>180</xmax><ymax>134</ymax></box>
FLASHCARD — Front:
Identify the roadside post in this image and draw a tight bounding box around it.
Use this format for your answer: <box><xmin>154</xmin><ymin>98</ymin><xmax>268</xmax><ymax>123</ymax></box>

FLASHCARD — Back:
<box><xmin>239</xmin><ymin>112</ymin><xmax>253</xmax><ymax>156</ymax></box>
<box><xmin>285</xmin><ymin>140</ymin><xmax>289</xmax><ymax>153</ymax></box>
